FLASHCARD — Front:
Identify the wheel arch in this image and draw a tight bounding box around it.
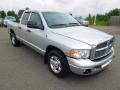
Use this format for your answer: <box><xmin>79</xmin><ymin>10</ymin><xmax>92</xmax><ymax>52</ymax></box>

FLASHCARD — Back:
<box><xmin>44</xmin><ymin>45</ymin><xmax>66</xmax><ymax>64</ymax></box>
<box><xmin>10</xmin><ymin>29</ymin><xmax>14</xmax><ymax>33</ymax></box>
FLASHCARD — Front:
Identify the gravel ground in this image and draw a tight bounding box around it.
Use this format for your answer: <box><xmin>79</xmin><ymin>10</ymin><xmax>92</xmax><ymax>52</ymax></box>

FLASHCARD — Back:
<box><xmin>0</xmin><ymin>26</ymin><xmax>120</xmax><ymax>90</ymax></box>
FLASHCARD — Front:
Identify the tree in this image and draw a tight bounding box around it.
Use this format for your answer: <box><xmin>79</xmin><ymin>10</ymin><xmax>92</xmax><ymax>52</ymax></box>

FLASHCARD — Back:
<box><xmin>7</xmin><ymin>10</ymin><xmax>19</xmax><ymax>22</ymax></box>
<box><xmin>86</xmin><ymin>14</ymin><xmax>94</xmax><ymax>25</ymax></box>
<box><xmin>107</xmin><ymin>8</ymin><xmax>120</xmax><ymax>17</ymax></box>
<box><xmin>88</xmin><ymin>14</ymin><xmax>92</xmax><ymax>20</ymax></box>
<box><xmin>18</xmin><ymin>9</ymin><xmax>24</xmax><ymax>18</ymax></box>
<box><xmin>0</xmin><ymin>11</ymin><xmax>6</xmax><ymax>18</ymax></box>
<box><xmin>25</xmin><ymin>7</ymin><xmax>29</xmax><ymax>10</ymax></box>
<box><xmin>79</xmin><ymin>16</ymin><xmax>82</xmax><ymax>20</ymax></box>
<box><xmin>7</xmin><ymin>10</ymin><xmax>16</xmax><ymax>16</ymax></box>
<box><xmin>18</xmin><ymin>7</ymin><xmax>30</xmax><ymax>19</ymax></box>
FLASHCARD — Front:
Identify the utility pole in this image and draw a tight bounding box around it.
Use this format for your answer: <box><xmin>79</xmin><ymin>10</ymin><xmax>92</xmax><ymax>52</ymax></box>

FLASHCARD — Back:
<box><xmin>94</xmin><ymin>1</ymin><xmax>98</xmax><ymax>25</ymax></box>
<box><xmin>94</xmin><ymin>13</ymin><xmax>97</xmax><ymax>25</ymax></box>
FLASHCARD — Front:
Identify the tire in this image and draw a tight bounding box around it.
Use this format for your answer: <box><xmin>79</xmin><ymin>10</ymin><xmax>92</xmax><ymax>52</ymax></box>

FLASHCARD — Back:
<box><xmin>10</xmin><ymin>32</ymin><xmax>20</xmax><ymax>47</ymax></box>
<box><xmin>47</xmin><ymin>50</ymin><xmax>70</xmax><ymax>78</ymax></box>
<box><xmin>4</xmin><ymin>25</ymin><xmax>7</xmax><ymax>28</ymax></box>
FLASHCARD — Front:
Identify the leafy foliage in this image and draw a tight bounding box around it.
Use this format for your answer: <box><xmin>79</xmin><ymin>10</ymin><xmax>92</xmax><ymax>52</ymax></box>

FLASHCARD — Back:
<box><xmin>107</xmin><ymin>8</ymin><xmax>120</xmax><ymax>17</ymax></box>
<box><xmin>0</xmin><ymin>11</ymin><xmax>6</xmax><ymax>18</ymax></box>
<box><xmin>86</xmin><ymin>8</ymin><xmax>120</xmax><ymax>25</ymax></box>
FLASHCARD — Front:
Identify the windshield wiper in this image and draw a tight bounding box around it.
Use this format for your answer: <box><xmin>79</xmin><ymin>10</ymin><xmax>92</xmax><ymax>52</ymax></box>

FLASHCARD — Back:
<box><xmin>49</xmin><ymin>24</ymin><xmax>68</xmax><ymax>27</ymax></box>
<box><xmin>49</xmin><ymin>23</ymin><xmax>80</xmax><ymax>28</ymax></box>
<box><xmin>68</xmin><ymin>23</ymin><xmax>80</xmax><ymax>26</ymax></box>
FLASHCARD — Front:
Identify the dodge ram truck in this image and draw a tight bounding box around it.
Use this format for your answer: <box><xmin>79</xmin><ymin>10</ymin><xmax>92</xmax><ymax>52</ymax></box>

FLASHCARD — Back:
<box><xmin>8</xmin><ymin>10</ymin><xmax>115</xmax><ymax>78</ymax></box>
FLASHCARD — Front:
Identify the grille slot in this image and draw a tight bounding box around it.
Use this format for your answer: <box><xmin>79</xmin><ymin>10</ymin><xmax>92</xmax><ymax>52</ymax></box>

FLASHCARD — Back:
<box><xmin>97</xmin><ymin>41</ymin><xmax>107</xmax><ymax>49</ymax></box>
<box><xmin>93</xmin><ymin>38</ymin><xmax>114</xmax><ymax>60</ymax></box>
<box><xmin>94</xmin><ymin>50</ymin><xmax>113</xmax><ymax>61</ymax></box>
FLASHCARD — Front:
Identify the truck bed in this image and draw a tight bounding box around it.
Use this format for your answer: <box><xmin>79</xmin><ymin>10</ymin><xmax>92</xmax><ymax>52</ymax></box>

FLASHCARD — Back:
<box><xmin>7</xmin><ymin>21</ymin><xmax>19</xmax><ymax>34</ymax></box>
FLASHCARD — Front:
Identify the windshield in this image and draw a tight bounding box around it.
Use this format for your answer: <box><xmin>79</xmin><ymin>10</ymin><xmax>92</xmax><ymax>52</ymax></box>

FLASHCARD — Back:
<box><xmin>42</xmin><ymin>12</ymin><xmax>80</xmax><ymax>28</ymax></box>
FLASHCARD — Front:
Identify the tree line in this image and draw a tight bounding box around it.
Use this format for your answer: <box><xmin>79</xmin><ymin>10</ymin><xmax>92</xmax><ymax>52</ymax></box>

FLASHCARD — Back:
<box><xmin>0</xmin><ymin>8</ymin><xmax>29</xmax><ymax>22</ymax></box>
<box><xmin>0</xmin><ymin>8</ymin><xmax>120</xmax><ymax>25</ymax></box>
<box><xmin>86</xmin><ymin>8</ymin><xmax>120</xmax><ymax>25</ymax></box>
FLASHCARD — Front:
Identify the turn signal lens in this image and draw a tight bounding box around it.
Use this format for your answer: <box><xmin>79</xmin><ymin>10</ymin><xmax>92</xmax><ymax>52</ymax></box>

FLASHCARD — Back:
<box><xmin>69</xmin><ymin>49</ymin><xmax>75</xmax><ymax>58</ymax></box>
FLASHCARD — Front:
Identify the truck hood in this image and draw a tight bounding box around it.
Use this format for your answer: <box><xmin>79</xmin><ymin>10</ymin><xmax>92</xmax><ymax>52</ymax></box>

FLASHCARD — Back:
<box><xmin>50</xmin><ymin>26</ymin><xmax>113</xmax><ymax>45</ymax></box>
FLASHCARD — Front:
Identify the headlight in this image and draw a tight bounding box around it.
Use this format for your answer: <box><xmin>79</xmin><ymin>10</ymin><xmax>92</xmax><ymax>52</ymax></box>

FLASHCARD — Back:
<box><xmin>69</xmin><ymin>49</ymin><xmax>90</xmax><ymax>59</ymax></box>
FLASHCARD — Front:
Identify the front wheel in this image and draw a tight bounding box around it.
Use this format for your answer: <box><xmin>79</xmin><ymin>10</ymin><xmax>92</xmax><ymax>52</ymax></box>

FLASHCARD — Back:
<box><xmin>47</xmin><ymin>50</ymin><xmax>70</xmax><ymax>78</ymax></box>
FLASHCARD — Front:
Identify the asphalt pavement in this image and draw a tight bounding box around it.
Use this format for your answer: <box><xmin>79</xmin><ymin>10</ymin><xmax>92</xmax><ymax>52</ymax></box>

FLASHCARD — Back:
<box><xmin>0</xmin><ymin>26</ymin><xmax>120</xmax><ymax>90</ymax></box>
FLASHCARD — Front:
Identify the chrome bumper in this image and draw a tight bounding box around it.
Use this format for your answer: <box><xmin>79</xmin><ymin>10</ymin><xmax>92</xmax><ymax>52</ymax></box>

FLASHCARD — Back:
<box><xmin>67</xmin><ymin>48</ymin><xmax>114</xmax><ymax>75</ymax></box>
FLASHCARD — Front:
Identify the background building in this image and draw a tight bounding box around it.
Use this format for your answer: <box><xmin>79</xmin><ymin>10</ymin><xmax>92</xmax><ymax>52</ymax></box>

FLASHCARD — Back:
<box><xmin>110</xmin><ymin>16</ymin><xmax>120</xmax><ymax>25</ymax></box>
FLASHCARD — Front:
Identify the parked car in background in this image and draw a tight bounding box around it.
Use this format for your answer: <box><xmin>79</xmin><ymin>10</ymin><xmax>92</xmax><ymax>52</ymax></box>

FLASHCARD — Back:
<box><xmin>3</xmin><ymin>16</ymin><xmax>16</xmax><ymax>27</ymax></box>
<box><xmin>76</xmin><ymin>18</ymin><xmax>89</xmax><ymax>27</ymax></box>
<box><xmin>0</xmin><ymin>18</ymin><xmax>3</xmax><ymax>27</ymax></box>
<box><xmin>79</xmin><ymin>20</ymin><xmax>89</xmax><ymax>27</ymax></box>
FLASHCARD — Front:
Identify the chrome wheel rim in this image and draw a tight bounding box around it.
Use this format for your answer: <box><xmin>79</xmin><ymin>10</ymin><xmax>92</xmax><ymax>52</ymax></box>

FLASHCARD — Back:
<box><xmin>50</xmin><ymin>56</ymin><xmax>61</xmax><ymax>74</ymax></box>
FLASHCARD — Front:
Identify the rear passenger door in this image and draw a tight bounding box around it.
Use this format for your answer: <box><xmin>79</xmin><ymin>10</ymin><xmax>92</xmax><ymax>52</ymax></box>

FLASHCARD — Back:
<box><xmin>19</xmin><ymin>12</ymin><xmax>31</xmax><ymax>40</ymax></box>
<box><xmin>26</xmin><ymin>12</ymin><xmax>46</xmax><ymax>53</ymax></box>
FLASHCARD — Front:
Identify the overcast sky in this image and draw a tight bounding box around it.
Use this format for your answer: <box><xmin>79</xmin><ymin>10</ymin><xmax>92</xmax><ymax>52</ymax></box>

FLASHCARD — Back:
<box><xmin>0</xmin><ymin>0</ymin><xmax>120</xmax><ymax>17</ymax></box>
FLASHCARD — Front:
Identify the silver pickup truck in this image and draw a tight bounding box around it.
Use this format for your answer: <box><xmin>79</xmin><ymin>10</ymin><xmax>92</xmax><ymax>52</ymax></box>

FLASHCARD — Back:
<box><xmin>8</xmin><ymin>10</ymin><xmax>114</xmax><ymax>78</ymax></box>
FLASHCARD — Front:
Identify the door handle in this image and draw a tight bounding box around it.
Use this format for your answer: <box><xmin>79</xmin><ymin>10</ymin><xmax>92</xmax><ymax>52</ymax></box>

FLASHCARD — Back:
<box><xmin>27</xmin><ymin>30</ymin><xmax>31</xmax><ymax>32</ymax></box>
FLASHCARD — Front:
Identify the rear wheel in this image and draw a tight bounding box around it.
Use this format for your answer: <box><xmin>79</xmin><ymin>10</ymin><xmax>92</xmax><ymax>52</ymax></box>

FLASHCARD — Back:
<box><xmin>10</xmin><ymin>32</ymin><xmax>20</xmax><ymax>47</ymax></box>
<box><xmin>47</xmin><ymin>50</ymin><xmax>70</xmax><ymax>78</ymax></box>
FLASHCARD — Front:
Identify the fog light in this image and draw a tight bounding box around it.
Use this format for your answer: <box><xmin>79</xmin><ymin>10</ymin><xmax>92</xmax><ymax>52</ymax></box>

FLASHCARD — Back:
<box><xmin>83</xmin><ymin>69</ymin><xmax>91</xmax><ymax>74</ymax></box>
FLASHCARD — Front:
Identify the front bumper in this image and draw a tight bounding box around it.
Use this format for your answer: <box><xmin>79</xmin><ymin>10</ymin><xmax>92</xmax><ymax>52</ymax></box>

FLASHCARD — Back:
<box><xmin>67</xmin><ymin>48</ymin><xmax>114</xmax><ymax>75</ymax></box>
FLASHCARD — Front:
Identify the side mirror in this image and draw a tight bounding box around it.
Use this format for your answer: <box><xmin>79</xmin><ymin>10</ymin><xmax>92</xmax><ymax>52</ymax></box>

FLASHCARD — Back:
<box><xmin>27</xmin><ymin>21</ymin><xmax>44</xmax><ymax>30</ymax></box>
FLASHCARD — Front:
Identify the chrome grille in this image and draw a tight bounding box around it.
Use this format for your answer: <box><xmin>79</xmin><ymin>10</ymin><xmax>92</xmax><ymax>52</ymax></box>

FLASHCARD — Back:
<box><xmin>93</xmin><ymin>38</ymin><xmax>114</xmax><ymax>60</ymax></box>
